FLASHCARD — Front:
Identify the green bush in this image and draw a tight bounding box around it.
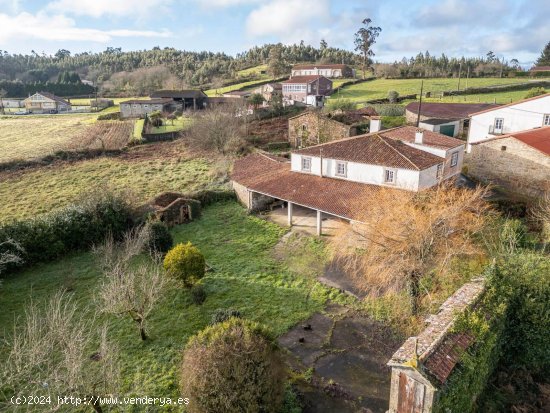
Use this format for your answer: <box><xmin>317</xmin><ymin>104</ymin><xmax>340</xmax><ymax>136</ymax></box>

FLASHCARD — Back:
<box><xmin>180</xmin><ymin>318</ymin><xmax>285</xmax><ymax>413</ymax></box>
<box><xmin>97</xmin><ymin>112</ymin><xmax>120</xmax><ymax>121</ymax></box>
<box><xmin>210</xmin><ymin>308</ymin><xmax>242</xmax><ymax>325</ymax></box>
<box><xmin>524</xmin><ymin>87</ymin><xmax>546</xmax><ymax>99</ymax></box>
<box><xmin>371</xmin><ymin>104</ymin><xmax>405</xmax><ymax>116</ymax></box>
<box><xmin>387</xmin><ymin>90</ymin><xmax>400</xmax><ymax>103</ymax></box>
<box><xmin>191</xmin><ymin>284</ymin><xmax>207</xmax><ymax>305</ymax></box>
<box><xmin>381</xmin><ymin>116</ymin><xmax>406</xmax><ymax>128</ymax></box>
<box><xmin>327</xmin><ymin>98</ymin><xmax>356</xmax><ymax>111</ymax></box>
<box><xmin>145</xmin><ymin>221</ymin><xmax>173</xmax><ymax>254</ymax></box>
<box><xmin>266</xmin><ymin>141</ymin><xmax>290</xmax><ymax>151</ymax></box>
<box><xmin>163</xmin><ymin>242</ymin><xmax>205</xmax><ymax>286</ymax></box>
<box><xmin>0</xmin><ymin>192</ymin><xmax>132</xmax><ymax>272</ymax></box>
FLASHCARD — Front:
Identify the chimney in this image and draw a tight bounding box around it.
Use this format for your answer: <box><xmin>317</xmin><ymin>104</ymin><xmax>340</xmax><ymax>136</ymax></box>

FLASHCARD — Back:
<box><xmin>415</xmin><ymin>129</ymin><xmax>424</xmax><ymax>144</ymax></box>
<box><xmin>370</xmin><ymin>116</ymin><xmax>381</xmax><ymax>133</ymax></box>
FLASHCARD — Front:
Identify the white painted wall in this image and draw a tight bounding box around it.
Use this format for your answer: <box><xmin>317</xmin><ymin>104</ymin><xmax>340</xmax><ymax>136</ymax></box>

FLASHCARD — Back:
<box><xmin>467</xmin><ymin>95</ymin><xmax>550</xmax><ymax>151</ymax></box>
<box><xmin>419</xmin><ymin>120</ymin><xmax>461</xmax><ymax>137</ymax></box>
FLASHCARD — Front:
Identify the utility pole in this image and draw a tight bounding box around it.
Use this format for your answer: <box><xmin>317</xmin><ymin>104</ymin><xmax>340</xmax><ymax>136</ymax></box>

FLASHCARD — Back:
<box><xmin>416</xmin><ymin>80</ymin><xmax>424</xmax><ymax>127</ymax></box>
<box><xmin>466</xmin><ymin>65</ymin><xmax>470</xmax><ymax>90</ymax></box>
<box><xmin>457</xmin><ymin>63</ymin><xmax>462</xmax><ymax>91</ymax></box>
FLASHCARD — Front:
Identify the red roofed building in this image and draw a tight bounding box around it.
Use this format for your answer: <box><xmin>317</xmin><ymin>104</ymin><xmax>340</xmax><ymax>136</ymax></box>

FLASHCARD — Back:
<box><xmin>468</xmin><ymin>126</ymin><xmax>550</xmax><ymax>197</ymax></box>
<box><xmin>291</xmin><ymin>63</ymin><xmax>355</xmax><ymax>78</ymax></box>
<box><xmin>282</xmin><ymin>75</ymin><xmax>333</xmax><ymax>107</ymax></box>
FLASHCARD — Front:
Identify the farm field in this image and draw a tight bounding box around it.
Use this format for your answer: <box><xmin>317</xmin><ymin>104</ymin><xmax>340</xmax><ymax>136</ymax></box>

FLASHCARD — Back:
<box><xmin>0</xmin><ymin>114</ymin><xmax>97</xmax><ymax>162</ymax></box>
<box><xmin>205</xmin><ymin>77</ymin><xmax>279</xmax><ymax>96</ymax></box>
<box><xmin>422</xmin><ymin>88</ymin><xmax>548</xmax><ymax>104</ymax></box>
<box><xmin>0</xmin><ymin>201</ymin><xmax>341</xmax><ymax>405</ymax></box>
<box><xmin>333</xmin><ymin>77</ymin><xmax>550</xmax><ymax>103</ymax></box>
<box><xmin>0</xmin><ymin>141</ymin><xmax>221</xmax><ymax>221</ymax></box>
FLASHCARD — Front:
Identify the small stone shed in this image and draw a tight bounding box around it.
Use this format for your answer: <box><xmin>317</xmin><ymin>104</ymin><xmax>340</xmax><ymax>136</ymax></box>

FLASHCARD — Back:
<box><xmin>387</xmin><ymin>279</ymin><xmax>486</xmax><ymax>413</ymax></box>
<box><xmin>149</xmin><ymin>192</ymin><xmax>200</xmax><ymax>227</ymax></box>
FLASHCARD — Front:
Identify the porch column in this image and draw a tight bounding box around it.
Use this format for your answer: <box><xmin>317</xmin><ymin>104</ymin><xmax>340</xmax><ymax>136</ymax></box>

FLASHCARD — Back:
<box><xmin>316</xmin><ymin>210</ymin><xmax>322</xmax><ymax>236</ymax></box>
<box><xmin>287</xmin><ymin>202</ymin><xmax>293</xmax><ymax>227</ymax></box>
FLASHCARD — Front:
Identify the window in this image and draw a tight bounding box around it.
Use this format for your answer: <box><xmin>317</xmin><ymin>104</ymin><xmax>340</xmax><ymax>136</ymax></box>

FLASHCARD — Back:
<box><xmin>436</xmin><ymin>163</ymin><xmax>443</xmax><ymax>179</ymax></box>
<box><xmin>494</xmin><ymin>118</ymin><xmax>504</xmax><ymax>131</ymax></box>
<box><xmin>302</xmin><ymin>124</ymin><xmax>307</xmax><ymax>131</ymax></box>
<box><xmin>301</xmin><ymin>157</ymin><xmax>311</xmax><ymax>172</ymax></box>
<box><xmin>450</xmin><ymin>151</ymin><xmax>459</xmax><ymax>167</ymax></box>
<box><xmin>501</xmin><ymin>145</ymin><xmax>507</xmax><ymax>151</ymax></box>
<box><xmin>336</xmin><ymin>161</ymin><xmax>347</xmax><ymax>177</ymax></box>
<box><xmin>384</xmin><ymin>169</ymin><xmax>396</xmax><ymax>184</ymax></box>
<box><xmin>544</xmin><ymin>114</ymin><xmax>550</xmax><ymax>126</ymax></box>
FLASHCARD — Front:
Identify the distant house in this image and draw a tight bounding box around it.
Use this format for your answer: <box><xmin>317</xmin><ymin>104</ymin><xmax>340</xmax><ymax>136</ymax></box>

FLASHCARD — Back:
<box><xmin>150</xmin><ymin>90</ymin><xmax>207</xmax><ymax>111</ymax></box>
<box><xmin>253</xmin><ymin>83</ymin><xmax>282</xmax><ymax>103</ymax></box>
<box><xmin>468</xmin><ymin>126</ymin><xmax>550</xmax><ymax>198</ymax></box>
<box><xmin>119</xmin><ymin>98</ymin><xmax>173</xmax><ymax>119</ymax></box>
<box><xmin>232</xmin><ymin>125</ymin><xmax>464</xmax><ymax>234</ymax></box>
<box><xmin>405</xmin><ymin>102</ymin><xmax>500</xmax><ymax>138</ymax></box>
<box><xmin>291</xmin><ymin>64</ymin><xmax>354</xmax><ymax>78</ymax></box>
<box><xmin>22</xmin><ymin>92</ymin><xmax>71</xmax><ymax>114</ymax></box>
<box><xmin>1</xmin><ymin>99</ymin><xmax>23</xmax><ymax>108</ymax></box>
<box><xmin>282</xmin><ymin>75</ymin><xmax>333</xmax><ymax>107</ymax></box>
<box><xmin>529</xmin><ymin>66</ymin><xmax>550</xmax><ymax>74</ymax></box>
<box><xmin>288</xmin><ymin>107</ymin><xmax>378</xmax><ymax>148</ymax></box>
<box><xmin>467</xmin><ymin>93</ymin><xmax>550</xmax><ymax>151</ymax></box>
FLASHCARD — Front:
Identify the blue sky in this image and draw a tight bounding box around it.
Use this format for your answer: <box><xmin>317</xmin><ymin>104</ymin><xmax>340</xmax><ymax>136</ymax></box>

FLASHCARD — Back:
<box><xmin>0</xmin><ymin>0</ymin><xmax>548</xmax><ymax>67</ymax></box>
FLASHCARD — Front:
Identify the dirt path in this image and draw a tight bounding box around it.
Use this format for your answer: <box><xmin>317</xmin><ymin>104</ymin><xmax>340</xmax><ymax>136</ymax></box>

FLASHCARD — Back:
<box><xmin>278</xmin><ymin>303</ymin><xmax>403</xmax><ymax>413</ymax></box>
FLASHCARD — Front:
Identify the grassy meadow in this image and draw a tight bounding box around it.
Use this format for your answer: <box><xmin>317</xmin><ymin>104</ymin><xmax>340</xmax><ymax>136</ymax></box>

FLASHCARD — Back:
<box><xmin>0</xmin><ymin>201</ymin><xmax>343</xmax><ymax>407</ymax></box>
<box><xmin>0</xmin><ymin>141</ymin><xmax>221</xmax><ymax>222</ymax></box>
<box><xmin>0</xmin><ymin>114</ymin><xmax>98</xmax><ymax>162</ymax></box>
<box><xmin>332</xmin><ymin>77</ymin><xmax>550</xmax><ymax>103</ymax></box>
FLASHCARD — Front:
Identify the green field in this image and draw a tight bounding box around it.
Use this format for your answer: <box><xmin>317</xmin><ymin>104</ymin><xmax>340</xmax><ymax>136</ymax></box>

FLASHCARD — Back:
<box><xmin>0</xmin><ymin>201</ymin><xmax>341</xmax><ymax>406</ymax></box>
<box><xmin>0</xmin><ymin>114</ymin><xmax>97</xmax><ymax>162</ymax></box>
<box><xmin>332</xmin><ymin>77</ymin><xmax>550</xmax><ymax>103</ymax></box>
<box><xmin>237</xmin><ymin>64</ymin><xmax>269</xmax><ymax>77</ymax></box>
<box><xmin>0</xmin><ymin>142</ymin><xmax>220</xmax><ymax>222</ymax></box>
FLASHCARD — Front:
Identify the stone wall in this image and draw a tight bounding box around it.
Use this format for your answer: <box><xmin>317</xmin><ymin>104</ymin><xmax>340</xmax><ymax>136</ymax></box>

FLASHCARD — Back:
<box><xmin>232</xmin><ymin>181</ymin><xmax>276</xmax><ymax>211</ymax></box>
<box><xmin>288</xmin><ymin>111</ymin><xmax>354</xmax><ymax>148</ymax></box>
<box><xmin>468</xmin><ymin>137</ymin><xmax>550</xmax><ymax>198</ymax></box>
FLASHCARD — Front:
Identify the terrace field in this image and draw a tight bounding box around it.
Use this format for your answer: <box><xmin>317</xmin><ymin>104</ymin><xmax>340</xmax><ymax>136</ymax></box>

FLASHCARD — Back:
<box><xmin>0</xmin><ymin>114</ymin><xmax>97</xmax><ymax>162</ymax></box>
<box><xmin>0</xmin><ymin>141</ymin><xmax>222</xmax><ymax>222</ymax></box>
<box><xmin>332</xmin><ymin>77</ymin><xmax>550</xmax><ymax>104</ymax></box>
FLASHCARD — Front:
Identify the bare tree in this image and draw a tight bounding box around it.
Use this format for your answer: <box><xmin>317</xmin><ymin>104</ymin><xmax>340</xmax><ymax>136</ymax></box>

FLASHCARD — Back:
<box><xmin>531</xmin><ymin>192</ymin><xmax>550</xmax><ymax>249</ymax></box>
<box><xmin>330</xmin><ymin>183</ymin><xmax>492</xmax><ymax>314</ymax></box>
<box><xmin>0</xmin><ymin>238</ymin><xmax>24</xmax><ymax>275</ymax></box>
<box><xmin>95</xmin><ymin>228</ymin><xmax>167</xmax><ymax>341</ymax></box>
<box><xmin>0</xmin><ymin>292</ymin><xmax>119</xmax><ymax>413</ymax></box>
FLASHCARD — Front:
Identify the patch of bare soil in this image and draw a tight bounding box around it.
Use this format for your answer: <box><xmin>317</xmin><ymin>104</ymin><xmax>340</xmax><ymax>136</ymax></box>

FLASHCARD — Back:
<box><xmin>279</xmin><ymin>303</ymin><xmax>403</xmax><ymax>413</ymax></box>
<box><xmin>248</xmin><ymin>115</ymin><xmax>290</xmax><ymax>145</ymax></box>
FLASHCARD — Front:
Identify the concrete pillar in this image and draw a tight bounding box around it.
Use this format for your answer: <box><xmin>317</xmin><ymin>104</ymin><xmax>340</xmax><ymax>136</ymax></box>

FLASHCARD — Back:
<box><xmin>288</xmin><ymin>202</ymin><xmax>293</xmax><ymax>227</ymax></box>
<box><xmin>316</xmin><ymin>210</ymin><xmax>322</xmax><ymax>236</ymax></box>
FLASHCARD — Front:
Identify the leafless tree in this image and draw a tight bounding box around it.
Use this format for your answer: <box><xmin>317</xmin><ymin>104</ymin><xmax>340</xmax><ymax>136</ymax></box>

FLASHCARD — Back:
<box><xmin>330</xmin><ymin>183</ymin><xmax>492</xmax><ymax>314</ymax></box>
<box><xmin>94</xmin><ymin>228</ymin><xmax>167</xmax><ymax>341</ymax></box>
<box><xmin>0</xmin><ymin>238</ymin><xmax>24</xmax><ymax>275</ymax></box>
<box><xmin>186</xmin><ymin>102</ymin><xmax>248</xmax><ymax>154</ymax></box>
<box><xmin>531</xmin><ymin>191</ymin><xmax>550</xmax><ymax>249</ymax></box>
<box><xmin>0</xmin><ymin>292</ymin><xmax>119</xmax><ymax>413</ymax></box>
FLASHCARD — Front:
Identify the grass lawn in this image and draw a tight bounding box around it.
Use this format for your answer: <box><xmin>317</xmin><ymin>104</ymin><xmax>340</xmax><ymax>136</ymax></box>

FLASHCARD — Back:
<box><xmin>0</xmin><ymin>114</ymin><xmax>98</xmax><ymax>163</ymax></box>
<box><xmin>333</xmin><ymin>77</ymin><xmax>550</xmax><ymax>103</ymax></box>
<box><xmin>0</xmin><ymin>142</ymin><xmax>220</xmax><ymax>222</ymax></box>
<box><xmin>0</xmin><ymin>201</ymin><xmax>343</xmax><ymax>406</ymax></box>
<box><xmin>205</xmin><ymin>77</ymin><xmax>282</xmax><ymax>96</ymax></box>
<box><xmin>149</xmin><ymin>116</ymin><xmax>190</xmax><ymax>134</ymax></box>
<box><xmin>133</xmin><ymin>118</ymin><xmax>145</xmax><ymax>138</ymax></box>
<box><xmin>237</xmin><ymin>64</ymin><xmax>269</xmax><ymax>78</ymax></box>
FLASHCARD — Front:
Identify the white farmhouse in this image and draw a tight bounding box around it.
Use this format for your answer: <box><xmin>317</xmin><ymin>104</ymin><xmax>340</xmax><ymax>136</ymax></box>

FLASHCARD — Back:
<box><xmin>467</xmin><ymin>93</ymin><xmax>550</xmax><ymax>151</ymax></box>
<box><xmin>231</xmin><ymin>125</ymin><xmax>464</xmax><ymax>234</ymax></box>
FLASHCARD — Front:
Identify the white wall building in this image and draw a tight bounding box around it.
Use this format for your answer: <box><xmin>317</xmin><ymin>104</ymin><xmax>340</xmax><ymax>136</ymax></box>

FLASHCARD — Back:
<box><xmin>467</xmin><ymin>93</ymin><xmax>550</xmax><ymax>151</ymax></box>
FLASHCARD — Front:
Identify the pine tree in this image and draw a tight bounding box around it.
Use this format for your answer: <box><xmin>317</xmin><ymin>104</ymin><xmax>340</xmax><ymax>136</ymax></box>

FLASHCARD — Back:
<box><xmin>535</xmin><ymin>41</ymin><xmax>550</xmax><ymax>66</ymax></box>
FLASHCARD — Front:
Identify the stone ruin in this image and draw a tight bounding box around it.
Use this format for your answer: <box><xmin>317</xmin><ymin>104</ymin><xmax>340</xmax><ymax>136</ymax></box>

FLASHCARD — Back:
<box><xmin>149</xmin><ymin>191</ymin><xmax>198</xmax><ymax>227</ymax></box>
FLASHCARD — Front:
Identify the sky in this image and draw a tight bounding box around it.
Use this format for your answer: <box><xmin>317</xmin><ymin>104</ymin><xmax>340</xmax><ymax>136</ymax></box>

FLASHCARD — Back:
<box><xmin>0</xmin><ymin>0</ymin><xmax>548</xmax><ymax>67</ymax></box>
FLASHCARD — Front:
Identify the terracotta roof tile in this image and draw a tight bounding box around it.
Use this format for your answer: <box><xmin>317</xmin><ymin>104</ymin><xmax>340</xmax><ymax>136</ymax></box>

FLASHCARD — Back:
<box><xmin>472</xmin><ymin>126</ymin><xmax>550</xmax><ymax>156</ymax></box>
<box><xmin>406</xmin><ymin>102</ymin><xmax>500</xmax><ymax>119</ymax></box>
<box><xmin>380</xmin><ymin>125</ymin><xmax>465</xmax><ymax>150</ymax></box>
<box><xmin>293</xmin><ymin>133</ymin><xmax>444</xmax><ymax>170</ymax></box>
<box><xmin>231</xmin><ymin>153</ymin><xmax>387</xmax><ymax>219</ymax></box>
<box><xmin>283</xmin><ymin>75</ymin><xmax>330</xmax><ymax>84</ymax></box>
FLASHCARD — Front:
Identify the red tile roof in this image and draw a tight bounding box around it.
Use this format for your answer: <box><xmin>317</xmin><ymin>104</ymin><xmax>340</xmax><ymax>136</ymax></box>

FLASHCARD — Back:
<box><xmin>472</xmin><ymin>126</ymin><xmax>550</xmax><ymax>156</ymax></box>
<box><xmin>423</xmin><ymin>332</ymin><xmax>475</xmax><ymax>384</ymax></box>
<box><xmin>293</xmin><ymin>133</ymin><xmax>444</xmax><ymax>170</ymax></box>
<box><xmin>36</xmin><ymin>91</ymin><xmax>71</xmax><ymax>106</ymax></box>
<box><xmin>380</xmin><ymin>125</ymin><xmax>465</xmax><ymax>150</ymax></box>
<box><xmin>231</xmin><ymin>153</ymin><xmax>386</xmax><ymax>219</ymax></box>
<box><xmin>283</xmin><ymin>75</ymin><xmax>330</xmax><ymax>84</ymax></box>
<box><xmin>406</xmin><ymin>102</ymin><xmax>500</xmax><ymax>119</ymax></box>
<box><xmin>530</xmin><ymin>66</ymin><xmax>550</xmax><ymax>71</ymax></box>
<box><xmin>469</xmin><ymin>92</ymin><xmax>550</xmax><ymax>116</ymax></box>
<box><xmin>293</xmin><ymin>64</ymin><xmax>350</xmax><ymax>70</ymax></box>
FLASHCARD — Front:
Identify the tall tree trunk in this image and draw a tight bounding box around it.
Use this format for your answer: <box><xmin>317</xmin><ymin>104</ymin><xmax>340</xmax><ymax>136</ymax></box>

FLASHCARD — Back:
<box><xmin>407</xmin><ymin>271</ymin><xmax>421</xmax><ymax>315</ymax></box>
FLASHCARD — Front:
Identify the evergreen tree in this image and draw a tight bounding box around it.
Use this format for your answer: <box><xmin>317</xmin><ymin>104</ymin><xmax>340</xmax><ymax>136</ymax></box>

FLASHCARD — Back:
<box><xmin>535</xmin><ymin>41</ymin><xmax>550</xmax><ymax>66</ymax></box>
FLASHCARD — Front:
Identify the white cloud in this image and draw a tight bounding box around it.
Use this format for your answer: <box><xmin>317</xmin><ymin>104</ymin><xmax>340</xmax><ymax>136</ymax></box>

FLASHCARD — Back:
<box><xmin>0</xmin><ymin>0</ymin><xmax>21</xmax><ymax>13</ymax></box>
<box><xmin>0</xmin><ymin>12</ymin><xmax>172</xmax><ymax>44</ymax></box>
<box><xmin>245</xmin><ymin>0</ymin><xmax>331</xmax><ymax>43</ymax></box>
<box><xmin>47</xmin><ymin>0</ymin><xmax>173</xmax><ymax>18</ymax></box>
<box><xmin>208</xmin><ymin>0</ymin><xmax>260</xmax><ymax>7</ymax></box>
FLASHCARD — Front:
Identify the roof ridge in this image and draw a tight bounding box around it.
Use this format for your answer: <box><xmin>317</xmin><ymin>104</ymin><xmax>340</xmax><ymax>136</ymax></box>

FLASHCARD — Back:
<box><xmin>469</xmin><ymin>92</ymin><xmax>550</xmax><ymax>116</ymax></box>
<box><xmin>376</xmin><ymin>134</ymin><xmax>420</xmax><ymax>170</ymax></box>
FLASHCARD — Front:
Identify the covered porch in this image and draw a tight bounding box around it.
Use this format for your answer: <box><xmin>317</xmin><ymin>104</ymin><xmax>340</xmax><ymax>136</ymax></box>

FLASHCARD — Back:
<box><xmin>266</xmin><ymin>202</ymin><xmax>347</xmax><ymax>236</ymax></box>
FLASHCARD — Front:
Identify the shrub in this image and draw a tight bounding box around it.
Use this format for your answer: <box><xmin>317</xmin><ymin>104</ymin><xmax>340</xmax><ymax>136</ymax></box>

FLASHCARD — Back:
<box><xmin>0</xmin><ymin>191</ymin><xmax>133</xmax><ymax>272</ymax></box>
<box><xmin>145</xmin><ymin>221</ymin><xmax>173</xmax><ymax>254</ymax></box>
<box><xmin>387</xmin><ymin>90</ymin><xmax>400</xmax><ymax>103</ymax></box>
<box><xmin>381</xmin><ymin>116</ymin><xmax>406</xmax><ymax>128</ymax></box>
<box><xmin>371</xmin><ymin>104</ymin><xmax>405</xmax><ymax>116</ymax></box>
<box><xmin>190</xmin><ymin>284</ymin><xmax>207</xmax><ymax>305</ymax></box>
<box><xmin>210</xmin><ymin>308</ymin><xmax>242</xmax><ymax>325</ymax></box>
<box><xmin>163</xmin><ymin>242</ymin><xmax>205</xmax><ymax>286</ymax></box>
<box><xmin>524</xmin><ymin>87</ymin><xmax>546</xmax><ymax>99</ymax></box>
<box><xmin>181</xmin><ymin>318</ymin><xmax>285</xmax><ymax>413</ymax></box>
<box><xmin>327</xmin><ymin>98</ymin><xmax>356</xmax><ymax>111</ymax></box>
<box><xmin>97</xmin><ymin>112</ymin><xmax>120</xmax><ymax>121</ymax></box>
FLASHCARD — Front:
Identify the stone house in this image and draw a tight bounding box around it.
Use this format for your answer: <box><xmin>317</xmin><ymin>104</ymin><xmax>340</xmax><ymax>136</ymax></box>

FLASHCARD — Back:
<box><xmin>405</xmin><ymin>102</ymin><xmax>499</xmax><ymax>139</ymax></box>
<box><xmin>253</xmin><ymin>83</ymin><xmax>282</xmax><ymax>103</ymax></box>
<box><xmin>150</xmin><ymin>90</ymin><xmax>208</xmax><ymax>111</ymax></box>
<box><xmin>282</xmin><ymin>75</ymin><xmax>333</xmax><ymax>107</ymax></box>
<box><xmin>291</xmin><ymin>64</ymin><xmax>355</xmax><ymax>78</ymax></box>
<box><xmin>119</xmin><ymin>98</ymin><xmax>172</xmax><ymax>119</ymax></box>
<box><xmin>467</xmin><ymin>92</ymin><xmax>550</xmax><ymax>151</ymax></box>
<box><xmin>23</xmin><ymin>92</ymin><xmax>71</xmax><ymax>113</ymax></box>
<box><xmin>468</xmin><ymin>126</ymin><xmax>550</xmax><ymax>198</ymax></box>
<box><xmin>288</xmin><ymin>107</ymin><xmax>377</xmax><ymax>148</ymax></box>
